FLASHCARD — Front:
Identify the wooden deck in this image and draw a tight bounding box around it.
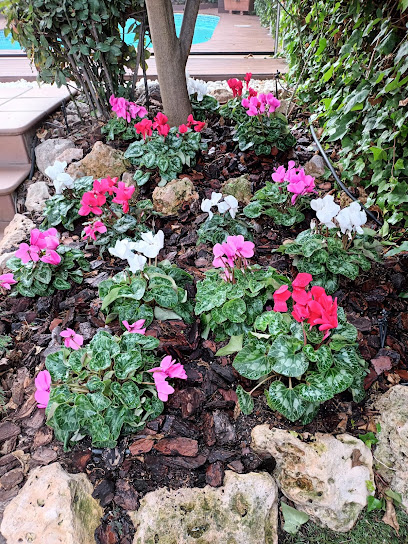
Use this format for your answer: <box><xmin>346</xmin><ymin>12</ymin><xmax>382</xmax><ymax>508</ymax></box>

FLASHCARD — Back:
<box><xmin>0</xmin><ymin>10</ymin><xmax>286</xmax><ymax>82</ymax></box>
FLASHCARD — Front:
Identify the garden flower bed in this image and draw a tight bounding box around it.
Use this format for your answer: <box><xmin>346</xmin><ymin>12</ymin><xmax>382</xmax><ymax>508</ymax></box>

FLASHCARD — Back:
<box><xmin>0</xmin><ymin>75</ymin><xmax>407</xmax><ymax>543</ymax></box>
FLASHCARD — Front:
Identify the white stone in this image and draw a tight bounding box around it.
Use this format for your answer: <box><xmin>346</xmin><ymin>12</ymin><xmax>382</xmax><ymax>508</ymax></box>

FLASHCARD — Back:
<box><xmin>25</xmin><ymin>182</ymin><xmax>50</xmax><ymax>213</ymax></box>
<box><xmin>304</xmin><ymin>155</ymin><xmax>326</xmax><ymax>178</ymax></box>
<box><xmin>35</xmin><ymin>138</ymin><xmax>75</xmax><ymax>175</ymax></box>
<box><xmin>375</xmin><ymin>385</ymin><xmax>408</xmax><ymax>509</ymax></box>
<box><xmin>0</xmin><ymin>251</ymin><xmax>16</xmax><ymax>272</ymax></box>
<box><xmin>0</xmin><ymin>462</ymin><xmax>103</xmax><ymax>544</ymax></box>
<box><xmin>152</xmin><ymin>177</ymin><xmax>198</xmax><ymax>216</ymax></box>
<box><xmin>56</xmin><ymin>147</ymin><xmax>84</xmax><ymax>165</ymax></box>
<box><xmin>130</xmin><ymin>471</ymin><xmax>279</xmax><ymax>544</ymax></box>
<box><xmin>0</xmin><ymin>214</ymin><xmax>35</xmax><ymax>254</ymax></box>
<box><xmin>251</xmin><ymin>425</ymin><xmax>374</xmax><ymax>532</ymax></box>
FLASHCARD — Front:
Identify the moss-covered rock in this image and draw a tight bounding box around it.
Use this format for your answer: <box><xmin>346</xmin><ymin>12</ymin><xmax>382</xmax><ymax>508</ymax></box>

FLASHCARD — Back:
<box><xmin>129</xmin><ymin>471</ymin><xmax>278</xmax><ymax>544</ymax></box>
<box><xmin>251</xmin><ymin>425</ymin><xmax>374</xmax><ymax>532</ymax></box>
<box><xmin>221</xmin><ymin>175</ymin><xmax>252</xmax><ymax>205</ymax></box>
<box><xmin>152</xmin><ymin>177</ymin><xmax>198</xmax><ymax>216</ymax></box>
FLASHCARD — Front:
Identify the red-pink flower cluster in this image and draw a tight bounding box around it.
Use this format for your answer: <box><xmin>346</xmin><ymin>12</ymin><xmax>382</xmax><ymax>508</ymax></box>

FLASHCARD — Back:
<box><xmin>227</xmin><ymin>73</ymin><xmax>255</xmax><ymax>98</ymax></box>
<box><xmin>79</xmin><ymin>176</ymin><xmax>135</xmax><ymax>219</ymax></box>
<box><xmin>273</xmin><ymin>273</ymin><xmax>338</xmax><ymax>340</ymax></box>
<box><xmin>16</xmin><ymin>228</ymin><xmax>61</xmax><ymax>266</ymax></box>
<box><xmin>109</xmin><ymin>94</ymin><xmax>147</xmax><ymax>123</ymax></box>
<box><xmin>271</xmin><ymin>161</ymin><xmax>316</xmax><ymax>204</ymax></box>
<box><xmin>135</xmin><ymin>113</ymin><xmax>205</xmax><ymax>141</ymax></box>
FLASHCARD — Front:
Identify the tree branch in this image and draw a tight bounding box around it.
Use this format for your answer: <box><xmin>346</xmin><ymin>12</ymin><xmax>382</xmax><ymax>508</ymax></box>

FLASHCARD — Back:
<box><xmin>179</xmin><ymin>0</ymin><xmax>200</xmax><ymax>62</ymax></box>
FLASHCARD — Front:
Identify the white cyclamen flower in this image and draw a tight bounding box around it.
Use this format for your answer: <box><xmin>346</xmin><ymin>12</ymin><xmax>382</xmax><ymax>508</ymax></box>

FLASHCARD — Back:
<box><xmin>132</xmin><ymin>230</ymin><xmax>164</xmax><ymax>259</ymax></box>
<box><xmin>187</xmin><ymin>77</ymin><xmax>208</xmax><ymax>101</ymax></box>
<box><xmin>127</xmin><ymin>253</ymin><xmax>147</xmax><ymax>273</ymax></box>
<box><xmin>336</xmin><ymin>201</ymin><xmax>367</xmax><ymax>234</ymax></box>
<box><xmin>201</xmin><ymin>192</ymin><xmax>223</xmax><ymax>220</ymax></box>
<box><xmin>310</xmin><ymin>194</ymin><xmax>340</xmax><ymax>229</ymax></box>
<box><xmin>224</xmin><ymin>195</ymin><xmax>239</xmax><ymax>219</ymax></box>
<box><xmin>108</xmin><ymin>239</ymin><xmax>135</xmax><ymax>260</ymax></box>
<box><xmin>45</xmin><ymin>160</ymin><xmax>74</xmax><ymax>194</ymax></box>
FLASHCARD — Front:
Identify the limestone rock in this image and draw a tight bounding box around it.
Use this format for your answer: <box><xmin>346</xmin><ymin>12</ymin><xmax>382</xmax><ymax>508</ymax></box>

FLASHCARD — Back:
<box><xmin>0</xmin><ymin>462</ymin><xmax>103</xmax><ymax>544</ymax></box>
<box><xmin>130</xmin><ymin>471</ymin><xmax>278</xmax><ymax>544</ymax></box>
<box><xmin>35</xmin><ymin>138</ymin><xmax>75</xmax><ymax>175</ymax></box>
<box><xmin>375</xmin><ymin>385</ymin><xmax>408</xmax><ymax>509</ymax></box>
<box><xmin>25</xmin><ymin>182</ymin><xmax>50</xmax><ymax>213</ymax></box>
<box><xmin>304</xmin><ymin>155</ymin><xmax>326</xmax><ymax>178</ymax></box>
<box><xmin>0</xmin><ymin>214</ymin><xmax>35</xmax><ymax>254</ymax></box>
<box><xmin>221</xmin><ymin>174</ymin><xmax>252</xmax><ymax>204</ymax></box>
<box><xmin>67</xmin><ymin>141</ymin><xmax>127</xmax><ymax>180</ymax></box>
<box><xmin>56</xmin><ymin>147</ymin><xmax>84</xmax><ymax>165</ymax></box>
<box><xmin>0</xmin><ymin>251</ymin><xmax>15</xmax><ymax>273</ymax></box>
<box><xmin>152</xmin><ymin>177</ymin><xmax>198</xmax><ymax>216</ymax></box>
<box><xmin>251</xmin><ymin>425</ymin><xmax>374</xmax><ymax>532</ymax></box>
<box><xmin>210</xmin><ymin>87</ymin><xmax>233</xmax><ymax>104</ymax></box>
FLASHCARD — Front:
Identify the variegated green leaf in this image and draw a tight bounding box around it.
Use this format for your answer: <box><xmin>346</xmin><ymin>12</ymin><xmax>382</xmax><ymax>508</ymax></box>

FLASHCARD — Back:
<box><xmin>265</xmin><ymin>381</ymin><xmax>307</xmax><ymax>422</ymax></box>
<box><xmin>233</xmin><ymin>343</ymin><xmax>272</xmax><ymax>380</ymax></box>
<box><xmin>269</xmin><ymin>336</ymin><xmax>308</xmax><ymax>377</ymax></box>
<box><xmin>236</xmin><ymin>385</ymin><xmax>255</xmax><ymax>415</ymax></box>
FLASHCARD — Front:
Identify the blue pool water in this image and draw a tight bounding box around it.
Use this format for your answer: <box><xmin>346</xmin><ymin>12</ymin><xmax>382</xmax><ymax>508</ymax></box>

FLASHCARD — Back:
<box><xmin>0</xmin><ymin>14</ymin><xmax>219</xmax><ymax>51</ymax></box>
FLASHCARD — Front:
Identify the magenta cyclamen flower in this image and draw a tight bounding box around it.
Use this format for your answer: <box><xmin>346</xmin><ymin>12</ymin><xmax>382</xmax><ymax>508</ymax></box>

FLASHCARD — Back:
<box><xmin>40</xmin><ymin>249</ymin><xmax>61</xmax><ymax>265</ymax></box>
<box><xmin>109</xmin><ymin>94</ymin><xmax>147</xmax><ymax>123</ymax></box>
<box><xmin>83</xmin><ymin>221</ymin><xmax>107</xmax><ymax>241</ymax></box>
<box><xmin>147</xmin><ymin>356</ymin><xmax>187</xmax><ymax>402</ymax></box>
<box><xmin>35</xmin><ymin>370</ymin><xmax>51</xmax><ymax>409</ymax></box>
<box><xmin>212</xmin><ymin>235</ymin><xmax>255</xmax><ymax>269</ymax></box>
<box><xmin>0</xmin><ymin>273</ymin><xmax>17</xmax><ymax>290</ymax></box>
<box><xmin>122</xmin><ymin>319</ymin><xmax>146</xmax><ymax>334</ymax></box>
<box><xmin>60</xmin><ymin>329</ymin><xmax>83</xmax><ymax>350</ymax></box>
<box><xmin>15</xmin><ymin>228</ymin><xmax>60</xmax><ymax>264</ymax></box>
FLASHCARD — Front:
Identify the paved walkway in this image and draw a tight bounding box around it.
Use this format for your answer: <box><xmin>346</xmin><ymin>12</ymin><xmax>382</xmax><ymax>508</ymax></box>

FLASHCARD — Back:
<box><xmin>0</xmin><ymin>10</ymin><xmax>287</xmax><ymax>81</ymax></box>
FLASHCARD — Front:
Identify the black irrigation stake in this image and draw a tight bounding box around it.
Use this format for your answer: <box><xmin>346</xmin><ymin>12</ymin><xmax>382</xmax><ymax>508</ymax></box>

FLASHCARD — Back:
<box><xmin>61</xmin><ymin>99</ymin><xmax>70</xmax><ymax>134</ymax></box>
<box><xmin>28</xmin><ymin>135</ymin><xmax>38</xmax><ymax>181</ymax></box>
<box><xmin>275</xmin><ymin>70</ymin><xmax>280</xmax><ymax>98</ymax></box>
<box><xmin>378</xmin><ymin>309</ymin><xmax>388</xmax><ymax>348</ymax></box>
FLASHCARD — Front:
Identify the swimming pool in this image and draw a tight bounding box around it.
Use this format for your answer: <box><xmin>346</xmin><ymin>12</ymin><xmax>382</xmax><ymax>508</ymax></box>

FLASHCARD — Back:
<box><xmin>0</xmin><ymin>14</ymin><xmax>220</xmax><ymax>51</ymax></box>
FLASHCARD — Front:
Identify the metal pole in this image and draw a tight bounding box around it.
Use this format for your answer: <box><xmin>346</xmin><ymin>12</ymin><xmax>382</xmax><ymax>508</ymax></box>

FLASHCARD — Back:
<box><xmin>274</xmin><ymin>1</ymin><xmax>281</xmax><ymax>56</ymax></box>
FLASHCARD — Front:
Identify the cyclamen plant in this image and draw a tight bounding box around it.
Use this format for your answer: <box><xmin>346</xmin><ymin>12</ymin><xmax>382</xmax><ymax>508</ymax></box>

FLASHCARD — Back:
<box><xmin>231</xmin><ymin>273</ymin><xmax>368</xmax><ymax>423</ymax></box>
<box><xmin>219</xmin><ymin>73</ymin><xmax>296</xmax><ymax>156</ymax></box>
<box><xmin>6</xmin><ymin>228</ymin><xmax>90</xmax><ymax>297</ymax></box>
<box><xmin>37</xmin><ymin>328</ymin><xmax>187</xmax><ymax>449</ymax></box>
<box><xmin>244</xmin><ymin>161</ymin><xmax>317</xmax><ymax>226</ymax></box>
<box><xmin>195</xmin><ymin>236</ymin><xmax>289</xmax><ymax>341</ymax></box>
<box><xmin>198</xmin><ymin>191</ymin><xmax>253</xmax><ymax>245</ymax></box>
<box><xmin>102</xmin><ymin>94</ymin><xmax>148</xmax><ymax>141</ymax></box>
<box><xmin>125</xmin><ymin>112</ymin><xmax>207</xmax><ymax>187</ymax></box>
<box><xmin>278</xmin><ymin>195</ymin><xmax>382</xmax><ymax>293</ymax></box>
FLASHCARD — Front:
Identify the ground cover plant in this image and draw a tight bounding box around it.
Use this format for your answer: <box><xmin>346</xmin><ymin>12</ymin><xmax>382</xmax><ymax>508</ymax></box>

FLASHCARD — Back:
<box><xmin>280</xmin><ymin>0</ymin><xmax>408</xmax><ymax>242</ymax></box>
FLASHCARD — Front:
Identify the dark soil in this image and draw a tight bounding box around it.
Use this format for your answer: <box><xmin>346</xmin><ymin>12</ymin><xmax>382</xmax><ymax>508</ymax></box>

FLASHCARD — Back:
<box><xmin>1</xmin><ymin>101</ymin><xmax>407</xmax><ymax>544</ymax></box>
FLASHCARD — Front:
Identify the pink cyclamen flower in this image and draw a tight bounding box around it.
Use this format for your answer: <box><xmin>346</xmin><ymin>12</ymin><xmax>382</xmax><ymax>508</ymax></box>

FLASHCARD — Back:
<box><xmin>244</xmin><ymin>72</ymin><xmax>252</xmax><ymax>88</ymax></box>
<box><xmin>93</xmin><ymin>176</ymin><xmax>117</xmax><ymax>196</ymax></box>
<box><xmin>273</xmin><ymin>284</ymin><xmax>291</xmax><ymax>312</ymax></box>
<box><xmin>272</xmin><ymin>165</ymin><xmax>287</xmax><ymax>183</ymax></box>
<box><xmin>178</xmin><ymin>124</ymin><xmax>189</xmax><ymax>134</ymax></box>
<box><xmin>112</xmin><ymin>182</ymin><xmax>135</xmax><ymax>214</ymax></box>
<box><xmin>83</xmin><ymin>221</ymin><xmax>107</xmax><ymax>241</ymax></box>
<box><xmin>40</xmin><ymin>249</ymin><xmax>61</xmax><ymax>266</ymax></box>
<box><xmin>0</xmin><ymin>273</ymin><xmax>17</xmax><ymax>290</ymax></box>
<box><xmin>60</xmin><ymin>329</ymin><xmax>83</xmax><ymax>350</ymax></box>
<box><xmin>122</xmin><ymin>319</ymin><xmax>146</xmax><ymax>335</ymax></box>
<box><xmin>153</xmin><ymin>112</ymin><xmax>170</xmax><ymax>137</ymax></box>
<box><xmin>291</xmin><ymin>273</ymin><xmax>313</xmax><ymax>305</ymax></box>
<box><xmin>35</xmin><ymin>370</ymin><xmax>51</xmax><ymax>409</ymax></box>
<box><xmin>147</xmin><ymin>355</ymin><xmax>187</xmax><ymax>402</ymax></box>
<box><xmin>15</xmin><ymin>242</ymin><xmax>40</xmax><ymax>264</ymax></box>
<box><xmin>227</xmin><ymin>78</ymin><xmax>243</xmax><ymax>98</ymax></box>
<box><xmin>212</xmin><ymin>235</ymin><xmax>254</xmax><ymax>269</ymax></box>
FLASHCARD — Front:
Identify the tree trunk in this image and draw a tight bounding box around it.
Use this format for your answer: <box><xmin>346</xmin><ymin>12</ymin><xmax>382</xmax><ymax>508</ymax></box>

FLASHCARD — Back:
<box><xmin>145</xmin><ymin>0</ymin><xmax>200</xmax><ymax>127</ymax></box>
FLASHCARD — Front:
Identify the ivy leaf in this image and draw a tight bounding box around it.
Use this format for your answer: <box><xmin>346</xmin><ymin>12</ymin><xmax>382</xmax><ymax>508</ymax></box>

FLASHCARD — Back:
<box><xmin>281</xmin><ymin>502</ymin><xmax>309</xmax><ymax>534</ymax></box>
<box><xmin>236</xmin><ymin>385</ymin><xmax>255</xmax><ymax>415</ymax></box>
<box><xmin>216</xmin><ymin>334</ymin><xmax>244</xmax><ymax>356</ymax></box>
<box><xmin>265</xmin><ymin>381</ymin><xmax>307</xmax><ymax>422</ymax></box>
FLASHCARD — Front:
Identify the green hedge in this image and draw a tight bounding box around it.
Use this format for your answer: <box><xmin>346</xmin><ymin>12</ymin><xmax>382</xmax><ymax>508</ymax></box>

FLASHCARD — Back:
<box><xmin>281</xmin><ymin>0</ymin><xmax>408</xmax><ymax>236</ymax></box>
